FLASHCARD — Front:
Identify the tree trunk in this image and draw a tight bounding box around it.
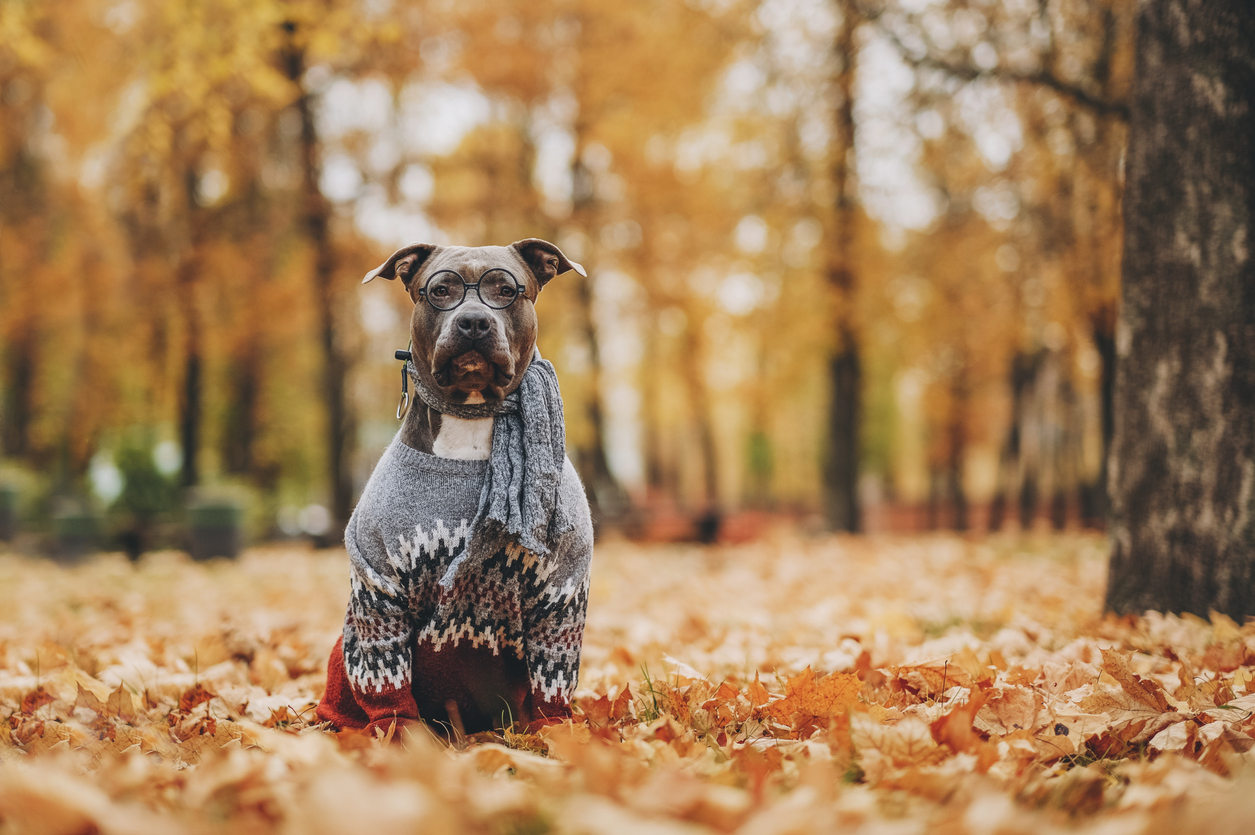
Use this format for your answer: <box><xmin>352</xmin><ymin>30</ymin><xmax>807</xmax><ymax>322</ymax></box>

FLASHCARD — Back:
<box><xmin>946</xmin><ymin>366</ymin><xmax>968</xmax><ymax>532</ymax></box>
<box><xmin>1105</xmin><ymin>2</ymin><xmax>1255</xmax><ymax>619</ymax></box>
<box><xmin>178</xmin><ymin>336</ymin><xmax>203</xmax><ymax>489</ymax></box>
<box><xmin>989</xmin><ymin>352</ymin><xmax>1034</xmax><ymax>531</ymax></box>
<box><xmin>283</xmin><ymin>25</ymin><xmax>354</xmax><ymax>538</ymax></box>
<box><xmin>641</xmin><ymin>308</ymin><xmax>667</xmax><ymax>496</ymax></box>
<box><xmin>1050</xmin><ymin>377</ymin><xmax>1078</xmax><ymax>532</ymax></box>
<box><xmin>567</xmin><ymin>150</ymin><xmax>626</xmax><ymax>524</ymax></box>
<box><xmin>572</xmin><ymin>248</ymin><xmax>620</xmax><ymax>513</ymax></box>
<box><xmin>179</xmin><ymin>169</ymin><xmax>203</xmax><ymax>490</ymax></box>
<box><xmin>823</xmin><ymin>4</ymin><xmax>862</xmax><ymax>533</ymax></box>
<box><xmin>222</xmin><ymin>354</ymin><xmax>258</xmax><ymax>476</ymax></box>
<box><xmin>1081</xmin><ymin>309</ymin><xmax>1117</xmax><ymax>527</ymax></box>
<box><xmin>1</xmin><ymin>89</ymin><xmax>48</xmax><ymax>466</ymax></box>
<box><xmin>676</xmin><ymin>312</ymin><xmax>721</xmax><ymax>541</ymax></box>
<box><xmin>1</xmin><ymin>328</ymin><xmax>34</xmax><ymax>459</ymax></box>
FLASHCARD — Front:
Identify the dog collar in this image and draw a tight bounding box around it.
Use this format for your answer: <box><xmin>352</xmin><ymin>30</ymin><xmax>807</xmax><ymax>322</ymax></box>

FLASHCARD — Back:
<box><xmin>406</xmin><ymin>362</ymin><xmax>518</xmax><ymax>419</ymax></box>
<box><xmin>394</xmin><ymin>345</ymin><xmax>540</xmax><ymax>420</ymax></box>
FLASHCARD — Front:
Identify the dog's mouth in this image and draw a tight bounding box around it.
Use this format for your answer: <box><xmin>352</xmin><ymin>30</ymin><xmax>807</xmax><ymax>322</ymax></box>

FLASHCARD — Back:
<box><xmin>433</xmin><ymin>350</ymin><xmax>514</xmax><ymax>397</ymax></box>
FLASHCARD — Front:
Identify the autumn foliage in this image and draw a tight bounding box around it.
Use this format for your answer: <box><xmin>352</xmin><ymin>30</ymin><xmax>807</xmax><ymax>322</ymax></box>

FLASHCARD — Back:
<box><xmin>1</xmin><ymin>0</ymin><xmax>1134</xmax><ymax>539</ymax></box>
<box><xmin>2</xmin><ymin>536</ymin><xmax>1254</xmax><ymax>833</ymax></box>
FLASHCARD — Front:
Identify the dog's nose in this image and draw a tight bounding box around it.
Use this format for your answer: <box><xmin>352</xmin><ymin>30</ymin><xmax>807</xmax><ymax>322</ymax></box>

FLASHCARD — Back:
<box><xmin>456</xmin><ymin>310</ymin><xmax>493</xmax><ymax>341</ymax></box>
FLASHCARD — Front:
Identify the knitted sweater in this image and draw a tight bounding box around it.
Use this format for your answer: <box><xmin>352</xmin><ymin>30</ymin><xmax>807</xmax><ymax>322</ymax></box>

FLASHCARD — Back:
<box><xmin>317</xmin><ymin>434</ymin><xmax>594</xmax><ymax>735</ymax></box>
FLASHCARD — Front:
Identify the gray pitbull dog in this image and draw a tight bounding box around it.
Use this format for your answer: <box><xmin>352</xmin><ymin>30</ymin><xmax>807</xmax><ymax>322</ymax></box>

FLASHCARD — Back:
<box><xmin>317</xmin><ymin>238</ymin><xmax>591</xmax><ymax>735</ymax></box>
<box><xmin>363</xmin><ymin>238</ymin><xmax>585</xmax><ymax>459</ymax></box>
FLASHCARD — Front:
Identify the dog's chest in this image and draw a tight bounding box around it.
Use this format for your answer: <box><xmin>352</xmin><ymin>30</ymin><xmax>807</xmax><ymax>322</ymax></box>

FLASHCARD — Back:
<box><xmin>432</xmin><ymin>416</ymin><xmax>494</xmax><ymax>460</ymax></box>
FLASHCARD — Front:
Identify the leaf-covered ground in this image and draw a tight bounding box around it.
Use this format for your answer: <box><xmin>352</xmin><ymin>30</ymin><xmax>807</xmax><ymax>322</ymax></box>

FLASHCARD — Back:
<box><xmin>1</xmin><ymin>534</ymin><xmax>1254</xmax><ymax>834</ymax></box>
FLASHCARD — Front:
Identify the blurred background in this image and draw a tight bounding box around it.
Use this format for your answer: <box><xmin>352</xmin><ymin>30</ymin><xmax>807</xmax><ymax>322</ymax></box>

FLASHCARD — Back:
<box><xmin>0</xmin><ymin>0</ymin><xmax>1131</xmax><ymax>554</ymax></box>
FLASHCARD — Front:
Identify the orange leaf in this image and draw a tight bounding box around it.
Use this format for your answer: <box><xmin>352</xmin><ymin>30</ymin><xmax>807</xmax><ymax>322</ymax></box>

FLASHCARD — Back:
<box><xmin>579</xmin><ymin>693</ymin><xmax>615</xmax><ymax>725</ymax></box>
<box><xmin>893</xmin><ymin>660</ymin><xmax>974</xmax><ymax>699</ymax></box>
<box><xmin>20</xmin><ymin>686</ymin><xmax>55</xmax><ymax>715</ymax></box>
<box><xmin>1100</xmin><ymin>649</ymin><xmax>1170</xmax><ymax>712</ymax></box>
<box><xmin>74</xmin><ymin>683</ymin><xmax>105</xmax><ymax>714</ymax></box>
<box><xmin>747</xmin><ymin>673</ymin><xmax>770</xmax><ymax>709</ymax></box>
<box><xmin>178</xmin><ymin>682</ymin><xmax>217</xmax><ymax>714</ymax></box>
<box><xmin>766</xmin><ymin>667</ymin><xmax>861</xmax><ymax>726</ymax></box>
<box><xmin>610</xmin><ymin>686</ymin><xmax>633</xmax><ymax>722</ymax></box>
<box><xmin>106</xmin><ymin>684</ymin><xmax>136</xmax><ymax>722</ymax></box>
<box><xmin>930</xmin><ymin>690</ymin><xmax>988</xmax><ymax>754</ymax></box>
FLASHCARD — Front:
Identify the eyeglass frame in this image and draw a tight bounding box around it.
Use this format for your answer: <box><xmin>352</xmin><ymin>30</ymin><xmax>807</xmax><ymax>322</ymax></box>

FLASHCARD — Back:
<box><xmin>416</xmin><ymin>268</ymin><xmax>530</xmax><ymax>311</ymax></box>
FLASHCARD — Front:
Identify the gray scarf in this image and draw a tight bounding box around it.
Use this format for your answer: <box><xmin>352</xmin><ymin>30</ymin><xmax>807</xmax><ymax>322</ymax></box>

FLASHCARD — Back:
<box><xmin>406</xmin><ymin>353</ymin><xmax>575</xmax><ymax>588</ymax></box>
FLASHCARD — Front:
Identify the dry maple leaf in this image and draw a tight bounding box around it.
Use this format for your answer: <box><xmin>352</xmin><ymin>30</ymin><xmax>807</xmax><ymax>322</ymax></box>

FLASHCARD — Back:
<box><xmin>952</xmin><ymin>647</ymin><xmax>996</xmax><ymax>687</ymax></box>
<box><xmin>105</xmin><ymin>684</ymin><xmax>136</xmax><ymax>723</ymax></box>
<box><xmin>747</xmin><ymin>674</ymin><xmax>770</xmax><ymax>709</ymax></box>
<box><xmin>975</xmin><ymin>684</ymin><xmax>1044</xmax><ymax>735</ymax></box>
<box><xmin>74</xmin><ymin>683</ymin><xmax>105</xmax><ymax>715</ymax></box>
<box><xmin>765</xmin><ymin>668</ymin><xmax>860</xmax><ymax>727</ymax></box>
<box><xmin>19</xmin><ymin>686</ymin><xmax>54</xmax><ymax>715</ymax></box>
<box><xmin>930</xmin><ymin>690</ymin><xmax>988</xmax><ymax>755</ymax></box>
<box><xmin>890</xmin><ymin>660</ymin><xmax>975</xmax><ymax>701</ymax></box>
<box><xmin>1099</xmin><ymin>649</ymin><xmax>1171</xmax><ymax>712</ymax></box>
<box><xmin>851</xmin><ymin>714</ymin><xmax>945</xmax><ymax>770</ymax></box>
<box><xmin>579</xmin><ymin>686</ymin><xmax>633</xmax><ymax>726</ymax></box>
<box><xmin>178</xmin><ymin>682</ymin><xmax>217</xmax><ymax>714</ymax></box>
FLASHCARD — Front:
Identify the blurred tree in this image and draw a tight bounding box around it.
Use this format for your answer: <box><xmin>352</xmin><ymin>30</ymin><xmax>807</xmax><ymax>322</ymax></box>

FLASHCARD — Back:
<box><xmin>0</xmin><ymin>0</ymin><xmax>53</xmax><ymax>463</ymax></box>
<box><xmin>279</xmin><ymin>12</ymin><xmax>354</xmax><ymax>532</ymax></box>
<box><xmin>101</xmin><ymin>0</ymin><xmax>396</xmax><ymax>534</ymax></box>
<box><xmin>1105</xmin><ymin>2</ymin><xmax>1254</xmax><ymax>618</ymax></box>
<box><xmin>0</xmin><ymin>0</ymin><xmax>128</xmax><ymax>486</ymax></box>
<box><xmin>442</xmin><ymin>0</ymin><xmax>744</xmax><ymax>527</ymax></box>
<box><xmin>823</xmin><ymin>1</ymin><xmax>863</xmax><ymax>533</ymax></box>
<box><xmin>109</xmin><ymin>0</ymin><xmax>297</xmax><ymax>490</ymax></box>
<box><xmin>0</xmin><ymin>0</ymin><xmax>1146</xmax><ymax>542</ymax></box>
<box><xmin>872</xmin><ymin>0</ymin><xmax>1132</xmax><ymax>530</ymax></box>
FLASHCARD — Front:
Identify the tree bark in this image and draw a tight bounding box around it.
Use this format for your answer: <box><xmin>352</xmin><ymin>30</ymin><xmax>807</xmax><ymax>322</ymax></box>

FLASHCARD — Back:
<box><xmin>178</xmin><ymin>169</ymin><xmax>204</xmax><ymax>490</ymax></box>
<box><xmin>946</xmin><ymin>365</ymin><xmax>969</xmax><ymax>532</ymax></box>
<box><xmin>990</xmin><ymin>351</ymin><xmax>1037</xmax><ymax>531</ymax></box>
<box><xmin>0</xmin><ymin>83</ymin><xmax>48</xmax><ymax>465</ymax></box>
<box><xmin>1082</xmin><ymin>308</ymin><xmax>1117</xmax><ymax>527</ymax></box>
<box><xmin>679</xmin><ymin>319</ymin><xmax>720</xmax><ymax>524</ymax></box>
<box><xmin>823</xmin><ymin>4</ymin><xmax>862</xmax><ymax>533</ymax></box>
<box><xmin>640</xmin><ymin>307</ymin><xmax>668</xmax><ymax>497</ymax></box>
<box><xmin>283</xmin><ymin>25</ymin><xmax>355</xmax><ymax>538</ymax></box>
<box><xmin>1</xmin><ymin>328</ymin><xmax>34</xmax><ymax>460</ymax></box>
<box><xmin>567</xmin><ymin>150</ymin><xmax>627</xmax><ymax>524</ymax></box>
<box><xmin>1105</xmin><ymin>2</ymin><xmax>1255</xmax><ymax>618</ymax></box>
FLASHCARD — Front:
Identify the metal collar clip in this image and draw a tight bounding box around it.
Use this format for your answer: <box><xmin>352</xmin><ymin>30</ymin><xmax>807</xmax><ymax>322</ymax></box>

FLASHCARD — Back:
<box><xmin>395</xmin><ymin>346</ymin><xmax>412</xmax><ymax>419</ymax></box>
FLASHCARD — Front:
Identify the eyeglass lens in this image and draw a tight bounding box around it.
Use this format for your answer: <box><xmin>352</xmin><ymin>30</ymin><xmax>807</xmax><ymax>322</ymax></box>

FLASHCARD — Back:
<box><xmin>478</xmin><ymin>270</ymin><xmax>519</xmax><ymax>308</ymax></box>
<box><xmin>425</xmin><ymin>270</ymin><xmax>520</xmax><ymax>310</ymax></box>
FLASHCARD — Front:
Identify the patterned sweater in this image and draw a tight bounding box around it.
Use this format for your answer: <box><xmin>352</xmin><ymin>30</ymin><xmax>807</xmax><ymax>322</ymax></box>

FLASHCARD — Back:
<box><xmin>317</xmin><ymin>434</ymin><xmax>594</xmax><ymax>735</ymax></box>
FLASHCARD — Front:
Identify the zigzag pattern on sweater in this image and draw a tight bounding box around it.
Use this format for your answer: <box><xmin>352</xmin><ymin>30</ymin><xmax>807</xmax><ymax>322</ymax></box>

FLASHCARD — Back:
<box><xmin>342</xmin><ymin>518</ymin><xmax>587</xmax><ymax>706</ymax></box>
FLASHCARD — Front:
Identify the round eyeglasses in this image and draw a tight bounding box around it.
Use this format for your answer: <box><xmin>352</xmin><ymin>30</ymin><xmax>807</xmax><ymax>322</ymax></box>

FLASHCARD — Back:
<box><xmin>417</xmin><ymin>269</ymin><xmax>527</xmax><ymax>311</ymax></box>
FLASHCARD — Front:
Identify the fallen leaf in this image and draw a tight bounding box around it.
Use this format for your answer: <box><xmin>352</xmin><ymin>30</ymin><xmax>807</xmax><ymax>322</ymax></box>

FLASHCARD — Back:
<box><xmin>766</xmin><ymin>668</ymin><xmax>860</xmax><ymax>726</ymax></box>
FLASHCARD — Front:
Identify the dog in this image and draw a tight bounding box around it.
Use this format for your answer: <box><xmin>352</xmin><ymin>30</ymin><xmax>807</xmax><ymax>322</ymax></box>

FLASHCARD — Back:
<box><xmin>317</xmin><ymin>239</ymin><xmax>594</xmax><ymax>737</ymax></box>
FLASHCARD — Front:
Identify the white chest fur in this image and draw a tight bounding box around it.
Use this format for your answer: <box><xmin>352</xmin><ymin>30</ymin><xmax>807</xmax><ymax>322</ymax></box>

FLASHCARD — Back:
<box><xmin>433</xmin><ymin>415</ymin><xmax>494</xmax><ymax>460</ymax></box>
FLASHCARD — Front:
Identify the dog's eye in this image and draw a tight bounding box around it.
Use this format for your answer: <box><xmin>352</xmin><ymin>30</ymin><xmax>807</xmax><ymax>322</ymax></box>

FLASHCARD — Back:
<box><xmin>432</xmin><ymin>286</ymin><xmax>449</xmax><ymax>297</ymax></box>
<box><xmin>499</xmin><ymin>286</ymin><xmax>516</xmax><ymax>298</ymax></box>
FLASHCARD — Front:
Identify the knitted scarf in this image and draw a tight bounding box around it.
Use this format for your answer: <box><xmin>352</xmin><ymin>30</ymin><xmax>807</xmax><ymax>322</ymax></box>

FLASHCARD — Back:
<box><xmin>406</xmin><ymin>352</ymin><xmax>575</xmax><ymax>588</ymax></box>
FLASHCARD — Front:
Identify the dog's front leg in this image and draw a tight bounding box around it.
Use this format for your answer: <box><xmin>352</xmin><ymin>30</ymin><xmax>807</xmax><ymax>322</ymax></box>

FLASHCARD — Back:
<box><xmin>520</xmin><ymin>542</ymin><xmax>593</xmax><ymax>730</ymax></box>
<box><xmin>317</xmin><ymin>561</ymin><xmax>419</xmax><ymax>736</ymax></box>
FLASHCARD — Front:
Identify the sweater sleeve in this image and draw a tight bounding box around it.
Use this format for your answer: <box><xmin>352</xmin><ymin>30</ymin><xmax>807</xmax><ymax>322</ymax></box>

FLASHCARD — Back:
<box><xmin>341</xmin><ymin>517</ymin><xmax>421</xmax><ymax>732</ymax></box>
<box><xmin>522</xmin><ymin>519</ymin><xmax>593</xmax><ymax>725</ymax></box>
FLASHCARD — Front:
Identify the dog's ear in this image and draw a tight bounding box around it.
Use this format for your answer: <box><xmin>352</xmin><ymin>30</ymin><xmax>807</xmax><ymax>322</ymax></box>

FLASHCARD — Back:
<box><xmin>362</xmin><ymin>243</ymin><xmax>440</xmax><ymax>285</ymax></box>
<box><xmin>510</xmin><ymin>238</ymin><xmax>586</xmax><ymax>289</ymax></box>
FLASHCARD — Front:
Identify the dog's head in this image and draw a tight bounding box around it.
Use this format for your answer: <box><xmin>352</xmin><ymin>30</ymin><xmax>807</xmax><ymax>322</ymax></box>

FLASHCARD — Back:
<box><xmin>363</xmin><ymin>239</ymin><xmax>584</xmax><ymax>402</ymax></box>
